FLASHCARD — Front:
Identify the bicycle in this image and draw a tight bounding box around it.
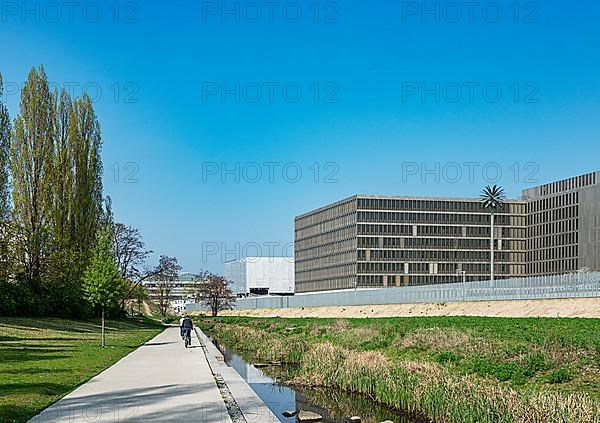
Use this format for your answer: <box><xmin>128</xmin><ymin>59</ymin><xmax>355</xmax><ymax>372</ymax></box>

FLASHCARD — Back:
<box><xmin>183</xmin><ymin>329</ymin><xmax>192</xmax><ymax>348</ymax></box>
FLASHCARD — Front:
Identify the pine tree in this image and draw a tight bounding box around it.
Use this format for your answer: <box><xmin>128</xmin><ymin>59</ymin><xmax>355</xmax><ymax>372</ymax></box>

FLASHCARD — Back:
<box><xmin>82</xmin><ymin>229</ymin><xmax>121</xmax><ymax>347</ymax></box>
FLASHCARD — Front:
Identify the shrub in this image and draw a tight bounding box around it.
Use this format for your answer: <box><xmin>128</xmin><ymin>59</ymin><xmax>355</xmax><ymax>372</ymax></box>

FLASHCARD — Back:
<box><xmin>547</xmin><ymin>367</ymin><xmax>574</xmax><ymax>384</ymax></box>
<box><xmin>435</xmin><ymin>351</ymin><xmax>462</xmax><ymax>364</ymax></box>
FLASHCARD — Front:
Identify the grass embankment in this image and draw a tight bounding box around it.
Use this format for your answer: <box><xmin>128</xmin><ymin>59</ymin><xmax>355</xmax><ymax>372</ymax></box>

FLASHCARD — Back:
<box><xmin>197</xmin><ymin>316</ymin><xmax>600</xmax><ymax>423</ymax></box>
<box><xmin>0</xmin><ymin>317</ymin><xmax>163</xmax><ymax>423</ymax></box>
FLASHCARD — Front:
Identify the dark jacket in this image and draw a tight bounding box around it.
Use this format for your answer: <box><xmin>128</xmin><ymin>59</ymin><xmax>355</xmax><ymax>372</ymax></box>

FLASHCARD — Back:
<box><xmin>182</xmin><ymin>317</ymin><xmax>193</xmax><ymax>329</ymax></box>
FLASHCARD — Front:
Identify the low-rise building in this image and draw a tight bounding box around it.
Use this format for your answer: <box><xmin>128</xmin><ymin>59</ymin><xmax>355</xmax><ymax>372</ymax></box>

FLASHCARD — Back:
<box><xmin>225</xmin><ymin>257</ymin><xmax>294</xmax><ymax>296</ymax></box>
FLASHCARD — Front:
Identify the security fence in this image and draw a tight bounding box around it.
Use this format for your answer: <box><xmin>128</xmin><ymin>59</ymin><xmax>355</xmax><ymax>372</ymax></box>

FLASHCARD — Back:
<box><xmin>186</xmin><ymin>272</ymin><xmax>600</xmax><ymax>311</ymax></box>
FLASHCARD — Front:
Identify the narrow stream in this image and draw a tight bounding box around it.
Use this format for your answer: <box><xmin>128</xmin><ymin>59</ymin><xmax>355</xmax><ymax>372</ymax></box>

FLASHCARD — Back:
<box><xmin>211</xmin><ymin>339</ymin><xmax>420</xmax><ymax>423</ymax></box>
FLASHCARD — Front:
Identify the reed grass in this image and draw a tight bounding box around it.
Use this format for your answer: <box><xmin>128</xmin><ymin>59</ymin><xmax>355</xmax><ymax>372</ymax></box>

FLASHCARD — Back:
<box><xmin>199</xmin><ymin>319</ymin><xmax>600</xmax><ymax>423</ymax></box>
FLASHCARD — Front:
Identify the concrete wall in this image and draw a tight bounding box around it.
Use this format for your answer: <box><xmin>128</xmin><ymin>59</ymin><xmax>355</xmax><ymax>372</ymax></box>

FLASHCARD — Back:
<box><xmin>225</xmin><ymin>260</ymin><xmax>246</xmax><ymax>294</ymax></box>
<box><xmin>186</xmin><ymin>272</ymin><xmax>600</xmax><ymax>311</ymax></box>
<box><xmin>579</xmin><ymin>183</ymin><xmax>600</xmax><ymax>271</ymax></box>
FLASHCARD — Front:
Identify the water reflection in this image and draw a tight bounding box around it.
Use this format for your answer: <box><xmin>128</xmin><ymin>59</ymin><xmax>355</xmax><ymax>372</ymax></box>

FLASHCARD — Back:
<box><xmin>212</xmin><ymin>339</ymin><xmax>419</xmax><ymax>423</ymax></box>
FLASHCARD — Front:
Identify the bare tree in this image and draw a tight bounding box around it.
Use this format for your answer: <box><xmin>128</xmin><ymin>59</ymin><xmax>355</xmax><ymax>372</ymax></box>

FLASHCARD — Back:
<box><xmin>193</xmin><ymin>273</ymin><xmax>236</xmax><ymax>317</ymax></box>
<box><xmin>152</xmin><ymin>256</ymin><xmax>182</xmax><ymax>317</ymax></box>
<box><xmin>156</xmin><ymin>280</ymin><xmax>174</xmax><ymax>317</ymax></box>
<box><xmin>112</xmin><ymin>223</ymin><xmax>152</xmax><ymax>280</ymax></box>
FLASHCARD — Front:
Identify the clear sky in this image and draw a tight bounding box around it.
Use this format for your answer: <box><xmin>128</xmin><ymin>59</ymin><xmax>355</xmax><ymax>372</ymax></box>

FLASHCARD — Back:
<box><xmin>1</xmin><ymin>0</ymin><xmax>599</xmax><ymax>274</ymax></box>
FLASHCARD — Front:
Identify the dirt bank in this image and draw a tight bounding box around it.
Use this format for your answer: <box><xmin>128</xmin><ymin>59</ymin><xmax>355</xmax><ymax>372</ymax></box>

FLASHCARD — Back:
<box><xmin>209</xmin><ymin>297</ymin><xmax>600</xmax><ymax>319</ymax></box>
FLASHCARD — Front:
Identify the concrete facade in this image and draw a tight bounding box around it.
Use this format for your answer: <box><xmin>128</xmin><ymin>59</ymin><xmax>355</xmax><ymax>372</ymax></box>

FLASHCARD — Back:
<box><xmin>295</xmin><ymin>196</ymin><xmax>526</xmax><ymax>293</ymax></box>
<box><xmin>225</xmin><ymin>257</ymin><xmax>294</xmax><ymax>295</ymax></box>
<box><xmin>523</xmin><ymin>171</ymin><xmax>600</xmax><ymax>275</ymax></box>
<box><xmin>296</xmin><ymin>171</ymin><xmax>600</xmax><ymax>293</ymax></box>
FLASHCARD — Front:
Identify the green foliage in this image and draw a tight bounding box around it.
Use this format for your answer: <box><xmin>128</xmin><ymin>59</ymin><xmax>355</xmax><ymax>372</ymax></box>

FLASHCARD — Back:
<box><xmin>548</xmin><ymin>367</ymin><xmax>574</xmax><ymax>384</ymax></box>
<box><xmin>199</xmin><ymin>317</ymin><xmax>600</xmax><ymax>422</ymax></box>
<box><xmin>82</xmin><ymin>230</ymin><xmax>121</xmax><ymax>308</ymax></box>
<box><xmin>10</xmin><ymin>66</ymin><xmax>55</xmax><ymax>286</ymax></box>
<box><xmin>435</xmin><ymin>351</ymin><xmax>462</xmax><ymax>364</ymax></box>
<box><xmin>1</xmin><ymin>66</ymin><xmax>111</xmax><ymax>318</ymax></box>
<box><xmin>0</xmin><ymin>74</ymin><xmax>10</xmax><ymax>223</ymax></box>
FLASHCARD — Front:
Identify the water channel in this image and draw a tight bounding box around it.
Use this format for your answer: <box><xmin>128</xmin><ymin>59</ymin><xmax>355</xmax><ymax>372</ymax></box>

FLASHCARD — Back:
<box><xmin>211</xmin><ymin>339</ymin><xmax>421</xmax><ymax>423</ymax></box>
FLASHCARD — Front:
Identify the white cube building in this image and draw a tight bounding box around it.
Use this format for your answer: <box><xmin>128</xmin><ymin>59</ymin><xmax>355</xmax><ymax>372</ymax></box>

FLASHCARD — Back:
<box><xmin>225</xmin><ymin>257</ymin><xmax>294</xmax><ymax>295</ymax></box>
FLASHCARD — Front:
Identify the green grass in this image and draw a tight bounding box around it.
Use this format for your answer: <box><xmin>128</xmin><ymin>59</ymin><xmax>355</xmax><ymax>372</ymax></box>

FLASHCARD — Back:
<box><xmin>200</xmin><ymin>315</ymin><xmax>600</xmax><ymax>395</ymax></box>
<box><xmin>197</xmin><ymin>315</ymin><xmax>600</xmax><ymax>422</ymax></box>
<box><xmin>0</xmin><ymin>317</ymin><xmax>163</xmax><ymax>423</ymax></box>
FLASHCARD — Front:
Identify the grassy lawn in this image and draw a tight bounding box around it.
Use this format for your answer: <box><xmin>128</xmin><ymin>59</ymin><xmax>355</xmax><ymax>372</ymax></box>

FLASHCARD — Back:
<box><xmin>197</xmin><ymin>315</ymin><xmax>600</xmax><ymax>422</ymax></box>
<box><xmin>0</xmin><ymin>317</ymin><xmax>164</xmax><ymax>423</ymax></box>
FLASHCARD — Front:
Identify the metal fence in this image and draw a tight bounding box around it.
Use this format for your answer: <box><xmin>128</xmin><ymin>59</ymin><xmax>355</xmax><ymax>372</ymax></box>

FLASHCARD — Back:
<box><xmin>186</xmin><ymin>272</ymin><xmax>600</xmax><ymax>311</ymax></box>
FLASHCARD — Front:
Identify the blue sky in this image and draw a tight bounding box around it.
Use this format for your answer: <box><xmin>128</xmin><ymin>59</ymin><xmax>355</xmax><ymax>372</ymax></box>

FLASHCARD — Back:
<box><xmin>1</xmin><ymin>0</ymin><xmax>599</xmax><ymax>273</ymax></box>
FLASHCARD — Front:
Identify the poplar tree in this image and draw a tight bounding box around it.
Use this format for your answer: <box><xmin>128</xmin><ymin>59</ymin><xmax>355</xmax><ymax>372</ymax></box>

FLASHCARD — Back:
<box><xmin>0</xmin><ymin>74</ymin><xmax>10</xmax><ymax>222</ymax></box>
<box><xmin>69</xmin><ymin>93</ymin><xmax>103</xmax><ymax>269</ymax></box>
<box><xmin>52</xmin><ymin>89</ymin><xmax>74</xmax><ymax>250</ymax></box>
<box><xmin>0</xmin><ymin>74</ymin><xmax>12</xmax><ymax>280</ymax></box>
<box><xmin>10</xmin><ymin>66</ymin><xmax>55</xmax><ymax>289</ymax></box>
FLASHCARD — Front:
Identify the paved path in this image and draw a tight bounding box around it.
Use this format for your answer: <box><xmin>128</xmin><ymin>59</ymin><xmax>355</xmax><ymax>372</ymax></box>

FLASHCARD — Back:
<box><xmin>29</xmin><ymin>327</ymin><xmax>232</xmax><ymax>423</ymax></box>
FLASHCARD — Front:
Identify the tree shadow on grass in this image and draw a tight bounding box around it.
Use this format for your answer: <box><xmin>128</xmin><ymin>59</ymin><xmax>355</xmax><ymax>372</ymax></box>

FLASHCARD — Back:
<box><xmin>0</xmin><ymin>319</ymin><xmax>99</xmax><ymax>334</ymax></box>
<box><xmin>0</xmin><ymin>403</ymin><xmax>40</xmax><ymax>423</ymax></box>
<box><xmin>0</xmin><ymin>382</ymin><xmax>72</xmax><ymax>396</ymax></box>
<box><xmin>0</xmin><ymin>348</ymin><xmax>70</xmax><ymax>363</ymax></box>
<box><xmin>0</xmin><ymin>335</ymin><xmax>22</xmax><ymax>341</ymax></box>
<box><xmin>0</xmin><ymin>367</ymin><xmax>73</xmax><ymax>375</ymax></box>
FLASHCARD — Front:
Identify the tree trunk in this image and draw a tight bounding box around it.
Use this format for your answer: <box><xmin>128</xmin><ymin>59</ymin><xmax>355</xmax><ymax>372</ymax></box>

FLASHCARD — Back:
<box><xmin>101</xmin><ymin>304</ymin><xmax>105</xmax><ymax>347</ymax></box>
<box><xmin>490</xmin><ymin>211</ymin><xmax>495</xmax><ymax>283</ymax></box>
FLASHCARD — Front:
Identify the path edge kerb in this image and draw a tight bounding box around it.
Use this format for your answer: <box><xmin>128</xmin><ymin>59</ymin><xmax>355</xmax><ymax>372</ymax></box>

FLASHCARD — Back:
<box><xmin>195</xmin><ymin>327</ymin><xmax>280</xmax><ymax>423</ymax></box>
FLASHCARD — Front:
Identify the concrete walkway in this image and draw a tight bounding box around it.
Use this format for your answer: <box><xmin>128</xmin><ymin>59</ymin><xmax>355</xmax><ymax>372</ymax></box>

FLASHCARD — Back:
<box><xmin>29</xmin><ymin>327</ymin><xmax>232</xmax><ymax>423</ymax></box>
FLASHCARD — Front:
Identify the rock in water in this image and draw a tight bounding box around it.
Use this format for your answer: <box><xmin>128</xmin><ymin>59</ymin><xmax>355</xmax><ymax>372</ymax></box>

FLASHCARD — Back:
<box><xmin>283</xmin><ymin>410</ymin><xmax>297</xmax><ymax>417</ymax></box>
<box><xmin>297</xmin><ymin>411</ymin><xmax>323</xmax><ymax>422</ymax></box>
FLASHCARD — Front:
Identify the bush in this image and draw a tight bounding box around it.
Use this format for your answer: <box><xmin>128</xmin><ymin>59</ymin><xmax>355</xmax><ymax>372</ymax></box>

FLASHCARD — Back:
<box><xmin>0</xmin><ymin>280</ymin><xmax>34</xmax><ymax>316</ymax></box>
<box><xmin>547</xmin><ymin>367</ymin><xmax>573</xmax><ymax>384</ymax></box>
<box><xmin>435</xmin><ymin>351</ymin><xmax>462</xmax><ymax>364</ymax></box>
<box><xmin>162</xmin><ymin>315</ymin><xmax>179</xmax><ymax>324</ymax></box>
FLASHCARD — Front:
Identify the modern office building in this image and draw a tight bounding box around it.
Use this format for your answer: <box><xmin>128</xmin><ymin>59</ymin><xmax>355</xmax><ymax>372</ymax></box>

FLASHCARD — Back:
<box><xmin>225</xmin><ymin>257</ymin><xmax>294</xmax><ymax>296</ymax></box>
<box><xmin>295</xmin><ymin>171</ymin><xmax>600</xmax><ymax>293</ymax></box>
<box><xmin>295</xmin><ymin>196</ymin><xmax>527</xmax><ymax>292</ymax></box>
<box><xmin>523</xmin><ymin>171</ymin><xmax>600</xmax><ymax>275</ymax></box>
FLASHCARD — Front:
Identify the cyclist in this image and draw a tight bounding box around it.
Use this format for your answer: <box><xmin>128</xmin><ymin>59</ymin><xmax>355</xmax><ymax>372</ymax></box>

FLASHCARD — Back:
<box><xmin>181</xmin><ymin>315</ymin><xmax>194</xmax><ymax>347</ymax></box>
<box><xmin>179</xmin><ymin>315</ymin><xmax>185</xmax><ymax>339</ymax></box>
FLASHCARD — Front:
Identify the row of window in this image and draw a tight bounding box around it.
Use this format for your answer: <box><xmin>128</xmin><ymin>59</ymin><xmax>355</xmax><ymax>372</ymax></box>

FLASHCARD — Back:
<box><xmin>357</xmin><ymin>211</ymin><xmax>519</xmax><ymax>226</ymax></box>
<box><xmin>295</xmin><ymin>213</ymin><xmax>356</xmax><ymax>240</ymax></box>
<box><xmin>528</xmin><ymin>205</ymin><xmax>579</xmax><ymax>224</ymax></box>
<box><xmin>295</xmin><ymin>198</ymin><xmax>356</xmax><ymax>230</ymax></box>
<box><xmin>526</xmin><ymin>258</ymin><xmax>579</xmax><ymax>275</ymax></box>
<box><xmin>357</xmin><ymin>247</ymin><xmax>521</xmax><ymax>262</ymax></box>
<box><xmin>532</xmin><ymin>173</ymin><xmax>595</xmax><ymax>198</ymax></box>
<box><xmin>528</xmin><ymin>218</ymin><xmax>578</xmax><ymax>237</ymax></box>
<box><xmin>527</xmin><ymin>233</ymin><xmax>578</xmax><ymax>250</ymax></box>
<box><xmin>357</xmin><ymin>198</ymin><xmax>526</xmax><ymax>214</ymax></box>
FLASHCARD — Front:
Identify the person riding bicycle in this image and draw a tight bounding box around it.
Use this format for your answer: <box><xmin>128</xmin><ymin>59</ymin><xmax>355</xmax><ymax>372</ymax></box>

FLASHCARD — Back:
<box><xmin>181</xmin><ymin>315</ymin><xmax>193</xmax><ymax>345</ymax></box>
<box><xmin>179</xmin><ymin>315</ymin><xmax>185</xmax><ymax>339</ymax></box>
